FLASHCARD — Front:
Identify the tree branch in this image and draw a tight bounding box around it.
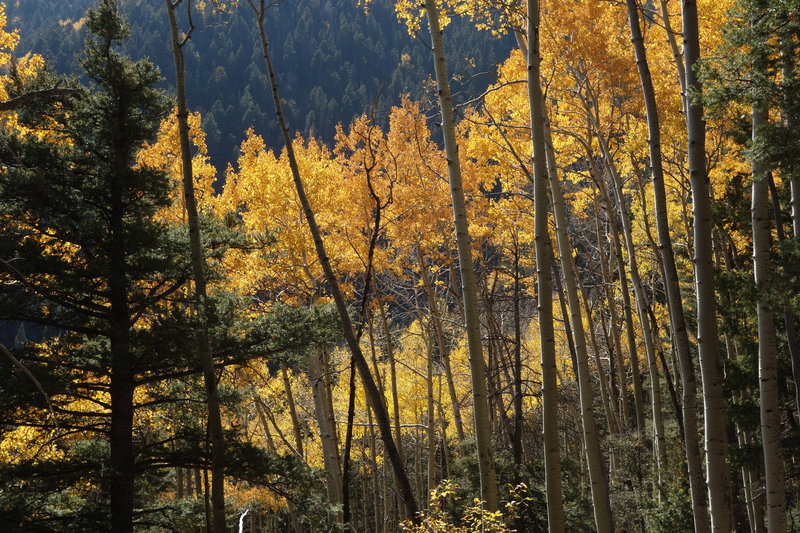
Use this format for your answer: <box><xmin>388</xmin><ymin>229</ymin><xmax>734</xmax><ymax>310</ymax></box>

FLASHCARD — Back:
<box><xmin>0</xmin><ymin>88</ymin><xmax>82</xmax><ymax>112</ymax></box>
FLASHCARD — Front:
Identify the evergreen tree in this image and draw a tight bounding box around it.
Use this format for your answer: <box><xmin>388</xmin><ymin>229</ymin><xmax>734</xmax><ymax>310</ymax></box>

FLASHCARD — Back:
<box><xmin>0</xmin><ymin>1</ymin><xmax>180</xmax><ymax>529</ymax></box>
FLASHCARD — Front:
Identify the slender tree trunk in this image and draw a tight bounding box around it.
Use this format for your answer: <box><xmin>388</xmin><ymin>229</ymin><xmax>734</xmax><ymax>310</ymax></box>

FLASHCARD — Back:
<box><xmin>595</xmin><ymin>203</ymin><xmax>630</xmax><ymax>431</ymax></box>
<box><xmin>768</xmin><ymin>174</ymin><xmax>800</xmax><ymax>420</ymax></box>
<box><xmin>682</xmin><ymin>1</ymin><xmax>733</xmax><ymax>528</ymax></box>
<box><xmin>249</xmin><ymin>1</ymin><xmax>419</xmax><ymax>520</ymax></box>
<box><xmin>595</xmin><ymin>127</ymin><xmax>667</xmax><ymax>474</ymax></box>
<box><xmin>624</xmin><ymin>0</ymin><xmax>708</xmax><ymax>524</ymax></box>
<box><xmin>309</xmin><ymin>347</ymin><xmax>343</xmax><ymax>507</ymax></box>
<box><xmin>424</xmin><ymin>326</ymin><xmax>437</xmax><ymax>498</ymax></box>
<box><xmin>658</xmin><ymin>0</ymin><xmax>687</xmax><ymax>112</ymax></box>
<box><xmin>280</xmin><ymin>361</ymin><xmax>304</xmax><ymax>458</ymax></box>
<box><xmin>512</xmin><ymin>241</ymin><xmax>525</xmax><ymax>469</ymax></box>
<box><xmin>752</xmin><ymin>107</ymin><xmax>787</xmax><ymax>533</ymax></box>
<box><xmin>594</xmin><ymin>152</ymin><xmax>646</xmax><ymax>438</ymax></box>
<box><xmin>165</xmin><ymin>3</ymin><xmax>226</xmax><ymax>531</ymax></box>
<box><xmin>417</xmin><ymin>248</ymin><xmax>466</xmax><ymax>443</ymax></box>
<box><xmin>377</xmin><ymin>299</ymin><xmax>404</xmax><ymax>462</ymax></box>
<box><xmin>542</xmin><ymin>101</ymin><xmax>614</xmax><ymax>532</ymax></box>
<box><xmin>736</xmin><ymin>419</ymin><xmax>764</xmax><ymax>533</ymax></box>
<box><xmin>526</xmin><ymin>0</ymin><xmax>564</xmax><ymax>528</ymax></box>
<box><xmin>577</xmin><ymin>266</ymin><xmax>619</xmax><ymax>436</ymax></box>
<box><xmin>422</xmin><ymin>0</ymin><xmax>498</xmax><ymax>511</ymax></box>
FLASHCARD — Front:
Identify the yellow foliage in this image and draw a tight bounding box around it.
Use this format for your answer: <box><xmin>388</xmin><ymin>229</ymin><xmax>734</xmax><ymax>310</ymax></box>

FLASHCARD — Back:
<box><xmin>136</xmin><ymin>109</ymin><xmax>221</xmax><ymax>224</ymax></box>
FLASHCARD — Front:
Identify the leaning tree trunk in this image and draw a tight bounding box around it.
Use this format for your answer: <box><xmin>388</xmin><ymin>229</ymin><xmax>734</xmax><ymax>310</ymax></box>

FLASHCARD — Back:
<box><xmin>422</xmin><ymin>0</ymin><xmax>499</xmax><ymax>511</ymax></box>
<box><xmin>249</xmin><ymin>0</ymin><xmax>419</xmax><ymax>521</ymax></box>
<box><xmin>526</xmin><ymin>0</ymin><xmax>564</xmax><ymax>529</ymax></box>
<box><xmin>165</xmin><ymin>3</ymin><xmax>226</xmax><ymax>531</ymax></box>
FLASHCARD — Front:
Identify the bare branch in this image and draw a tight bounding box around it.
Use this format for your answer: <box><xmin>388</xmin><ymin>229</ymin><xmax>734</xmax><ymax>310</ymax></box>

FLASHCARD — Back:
<box><xmin>0</xmin><ymin>88</ymin><xmax>82</xmax><ymax>112</ymax></box>
<box><xmin>0</xmin><ymin>341</ymin><xmax>59</xmax><ymax>429</ymax></box>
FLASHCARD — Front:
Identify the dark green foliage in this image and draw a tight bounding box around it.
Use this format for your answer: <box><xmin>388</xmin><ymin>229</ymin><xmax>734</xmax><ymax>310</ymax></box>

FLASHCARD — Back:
<box><xmin>6</xmin><ymin>0</ymin><xmax>513</xmax><ymax>173</ymax></box>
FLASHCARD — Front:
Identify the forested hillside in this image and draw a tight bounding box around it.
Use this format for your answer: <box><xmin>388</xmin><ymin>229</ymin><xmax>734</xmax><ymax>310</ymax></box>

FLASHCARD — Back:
<box><xmin>1</xmin><ymin>0</ymin><xmax>799</xmax><ymax>532</ymax></box>
<box><xmin>6</xmin><ymin>0</ymin><xmax>512</xmax><ymax>169</ymax></box>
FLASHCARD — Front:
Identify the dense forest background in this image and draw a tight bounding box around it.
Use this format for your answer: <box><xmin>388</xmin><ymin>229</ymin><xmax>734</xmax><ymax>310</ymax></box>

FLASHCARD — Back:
<box><xmin>6</xmin><ymin>0</ymin><xmax>513</xmax><ymax>170</ymax></box>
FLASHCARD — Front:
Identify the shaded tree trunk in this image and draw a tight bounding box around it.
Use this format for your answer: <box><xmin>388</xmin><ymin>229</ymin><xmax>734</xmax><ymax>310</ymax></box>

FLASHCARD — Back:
<box><xmin>752</xmin><ymin>107</ymin><xmax>787</xmax><ymax>533</ymax></box>
<box><xmin>542</xmin><ymin>101</ymin><xmax>614</xmax><ymax>532</ymax></box>
<box><xmin>165</xmin><ymin>2</ymin><xmax>226</xmax><ymax>530</ymax></box>
<box><xmin>526</xmin><ymin>0</ymin><xmax>564</xmax><ymax>528</ymax></box>
<box><xmin>626</xmin><ymin>0</ymin><xmax>708</xmax><ymax>524</ymax></box>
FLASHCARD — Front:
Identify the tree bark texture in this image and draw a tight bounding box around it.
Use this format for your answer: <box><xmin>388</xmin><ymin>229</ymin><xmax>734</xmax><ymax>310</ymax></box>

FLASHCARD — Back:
<box><xmin>682</xmin><ymin>1</ymin><xmax>733</xmax><ymax>528</ymax></box>
<box><xmin>526</xmin><ymin>0</ymin><xmax>565</xmax><ymax>529</ymax></box>
<box><xmin>752</xmin><ymin>107</ymin><xmax>787</xmax><ymax>533</ymax></box>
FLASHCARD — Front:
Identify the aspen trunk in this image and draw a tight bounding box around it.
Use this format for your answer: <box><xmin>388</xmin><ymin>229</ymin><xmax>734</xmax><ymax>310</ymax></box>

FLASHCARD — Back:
<box><xmin>576</xmin><ymin>267</ymin><xmax>619</xmax><ymax>436</ymax></box>
<box><xmin>526</xmin><ymin>0</ymin><xmax>564</xmax><ymax>528</ymax></box>
<box><xmin>309</xmin><ymin>347</ymin><xmax>343</xmax><ymax>507</ymax></box>
<box><xmin>682</xmin><ymin>0</ymin><xmax>733</xmax><ymax>528</ymax></box>
<box><xmin>378</xmin><ymin>300</ymin><xmax>404</xmax><ymax>462</ymax></box>
<box><xmin>512</xmin><ymin>243</ymin><xmax>525</xmax><ymax>468</ymax></box>
<box><xmin>366</xmin><ymin>405</ymin><xmax>381</xmax><ymax>531</ymax></box>
<box><xmin>165</xmin><ymin>3</ymin><xmax>226</xmax><ymax>530</ymax></box>
<box><xmin>417</xmin><ymin>248</ymin><xmax>466</xmax><ymax>443</ymax></box>
<box><xmin>599</xmin><ymin>170</ymin><xmax>645</xmax><ymax>438</ymax></box>
<box><xmin>425</xmin><ymin>326</ymin><xmax>436</xmax><ymax>498</ymax></box>
<box><xmin>280</xmin><ymin>361</ymin><xmax>304</xmax><ymax>458</ymax></box>
<box><xmin>735</xmin><ymin>416</ymin><xmax>764</xmax><ymax>533</ymax></box>
<box><xmin>595</xmin><ymin>204</ymin><xmax>630</xmax><ymax>431</ymax></box>
<box><xmin>624</xmin><ymin>0</ymin><xmax>708</xmax><ymax>524</ymax></box>
<box><xmin>752</xmin><ymin>107</ymin><xmax>787</xmax><ymax>533</ymax></box>
<box><xmin>594</xmin><ymin>129</ymin><xmax>667</xmax><ymax>474</ymax></box>
<box><xmin>422</xmin><ymin>0</ymin><xmax>498</xmax><ymax>511</ymax></box>
<box><xmin>657</xmin><ymin>0</ymin><xmax>687</xmax><ymax>111</ymax></box>
<box><xmin>542</xmin><ymin>102</ymin><xmax>614</xmax><ymax>532</ymax></box>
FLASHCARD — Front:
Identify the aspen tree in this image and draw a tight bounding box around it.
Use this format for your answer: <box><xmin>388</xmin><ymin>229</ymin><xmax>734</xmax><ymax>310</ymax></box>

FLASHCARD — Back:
<box><xmin>753</xmin><ymin>86</ymin><xmax>787</xmax><ymax>533</ymax></box>
<box><xmin>682</xmin><ymin>0</ymin><xmax>734</xmax><ymax>528</ymax></box>
<box><xmin>420</xmin><ymin>0</ymin><xmax>499</xmax><ymax>511</ymax></box>
<box><xmin>626</xmin><ymin>0</ymin><xmax>709</xmax><ymax>523</ymax></box>
<box><xmin>247</xmin><ymin>0</ymin><xmax>419</xmax><ymax>521</ymax></box>
<box><xmin>417</xmin><ymin>248</ymin><xmax>466</xmax><ymax>444</ymax></box>
<box><xmin>541</xmin><ymin>103</ymin><xmax>614</xmax><ymax>533</ymax></box>
<box><xmin>526</xmin><ymin>0</ymin><xmax>564</xmax><ymax>528</ymax></box>
<box><xmin>590</xmin><ymin>120</ymin><xmax>667</xmax><ymax>473</ymax></box>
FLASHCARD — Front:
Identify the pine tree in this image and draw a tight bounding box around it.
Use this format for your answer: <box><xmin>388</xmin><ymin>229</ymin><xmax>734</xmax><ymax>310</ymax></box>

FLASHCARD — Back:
<box><xmin>0</xmin><ymin>1</ymin><xmax>177</xmax><ymax>529</ymax></box>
